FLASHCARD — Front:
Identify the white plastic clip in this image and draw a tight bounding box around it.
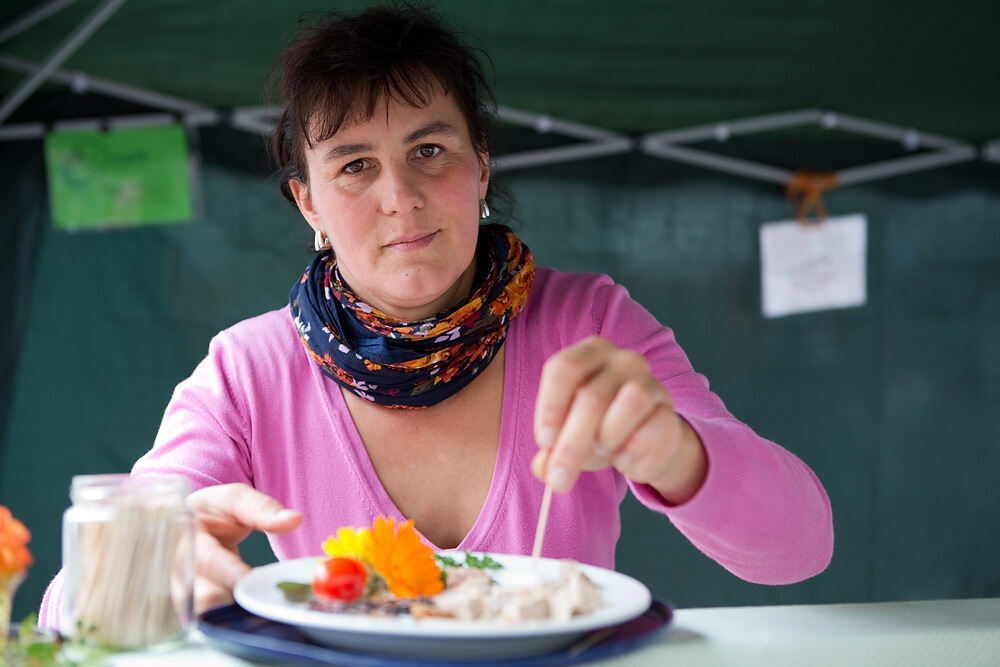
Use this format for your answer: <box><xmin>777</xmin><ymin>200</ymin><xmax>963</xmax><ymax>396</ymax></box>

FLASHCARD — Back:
<box><xmin>535</xmin><ymin>116</ymin><xmax>553</xmax><ymax>133</ymax></box>
<box><xmin>70</xmin><ymin>73</ymin><xmax>89</xmax><ymax>94</ymax></box>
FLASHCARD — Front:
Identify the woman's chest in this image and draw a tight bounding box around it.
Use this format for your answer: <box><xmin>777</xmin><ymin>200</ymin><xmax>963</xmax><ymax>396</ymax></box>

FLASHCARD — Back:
<box><xmin>342</xmin><ymin>350</ymin><xmax>505</xmax><ymax>548</ymax></box>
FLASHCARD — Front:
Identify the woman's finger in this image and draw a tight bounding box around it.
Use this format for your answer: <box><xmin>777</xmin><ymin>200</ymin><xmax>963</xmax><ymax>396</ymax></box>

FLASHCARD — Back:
<box><xmin>194</xmin><ymin>575</ymin><xmax>236</xmax><ymax>615</ymax></box>
<box><xmin>534</xmin><ymin>337</ymin><xmax>612</xmax><ymax>449</ymax></box>
<box><xmin>544</xmin><ymin>359</ymin><xmax>630</xmax><ymax>491</ymax></box>
<box><xmin>596</xmin><ymin>376</ymin><xmax>671</xmax><ymax>455</ymax></box>
<box><xmin>531</xmin><ymin>448</ymin><xmax>551</xmax><ymax>480</ymax></box>
<box><xmin>194</xmin><ymin>529</ymin><xmax>251</xmax><ymax>593</ymax></box>
<box><xmin>612</xmin><ymin>406</ymin><xmax>686</xmax><ymax>487</ymax></box>
<box><xmin>188</xmin><ymin>483</ymin><xmax>302</xmax><ymax>547</ymax></box>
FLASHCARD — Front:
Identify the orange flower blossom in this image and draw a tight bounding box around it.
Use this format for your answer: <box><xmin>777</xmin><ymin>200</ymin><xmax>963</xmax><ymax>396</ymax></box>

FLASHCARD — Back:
<box><xmin>0</xmin><ymin>505</ymin><xmax>32</xmax><ymax>579</ymax></box>
<box><xmin>369</xmin><ymin>517</ymin><xmax>444</xmax><ymax>598</ymax></box>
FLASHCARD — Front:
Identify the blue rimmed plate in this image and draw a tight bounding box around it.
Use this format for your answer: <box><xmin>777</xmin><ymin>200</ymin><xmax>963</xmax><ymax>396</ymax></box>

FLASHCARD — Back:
<box><xmin>228</xmin><ymin>553</ymin><xmax>660</xmax><ymax>661</ymax></box>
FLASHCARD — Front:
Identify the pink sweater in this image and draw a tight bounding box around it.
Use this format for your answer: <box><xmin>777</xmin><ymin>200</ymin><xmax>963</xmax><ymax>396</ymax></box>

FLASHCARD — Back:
<box><xmin>40</xmin><ymin>267</ymin><xmax>832</xmax><ymax>627</ymax></box>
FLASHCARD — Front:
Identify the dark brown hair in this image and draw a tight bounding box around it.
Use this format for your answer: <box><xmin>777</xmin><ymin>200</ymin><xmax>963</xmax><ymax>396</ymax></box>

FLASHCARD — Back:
<box><xmin>271</xmin><ymin>3</ymin><xmax>496</xmax><ymax>205</ymax></box>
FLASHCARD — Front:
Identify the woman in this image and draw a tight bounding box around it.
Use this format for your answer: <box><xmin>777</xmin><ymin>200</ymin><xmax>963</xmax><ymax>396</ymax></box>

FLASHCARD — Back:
<box><xmin>42</xmin><ymin>4</ymin><xmax>832</xmax><ymax>622</ymax></box>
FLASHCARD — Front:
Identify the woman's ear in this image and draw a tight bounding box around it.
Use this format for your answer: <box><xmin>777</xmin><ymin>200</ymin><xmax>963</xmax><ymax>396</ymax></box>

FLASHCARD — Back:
<box><xmin>288</xmin><ymin>178</ymin><xmax>320</xmax><ymax>230</ymax></box>
<box><xmin>478</xmin><ymin>152</ymin><xmax>490</xmax><ymax>200</ymax></box>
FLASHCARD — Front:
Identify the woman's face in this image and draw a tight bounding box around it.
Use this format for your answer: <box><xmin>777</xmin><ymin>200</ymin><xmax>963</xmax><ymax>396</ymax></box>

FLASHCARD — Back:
<box><xmin>289</xmin><ymin>87</ymin><xmax>489</xmax><ymax>322</ymax></box>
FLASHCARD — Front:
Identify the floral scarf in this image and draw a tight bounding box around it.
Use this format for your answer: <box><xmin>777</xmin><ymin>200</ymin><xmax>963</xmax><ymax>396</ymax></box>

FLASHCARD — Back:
<box><xmin>289</xmin><ymin>224</ymin><xmax>535</xmax><ymax>409</ymax></box>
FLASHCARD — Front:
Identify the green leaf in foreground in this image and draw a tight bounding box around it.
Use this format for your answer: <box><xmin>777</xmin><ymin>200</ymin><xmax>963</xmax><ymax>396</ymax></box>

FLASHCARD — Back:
<box><xmin>8</xmin><ymin>613</ymin><xmax>113</xmax><ymax>666</ymax></box>
<box><xmin>277</xmin><ymin>581</ymin><xmax>315</xmax><ymax>603</ymax></box>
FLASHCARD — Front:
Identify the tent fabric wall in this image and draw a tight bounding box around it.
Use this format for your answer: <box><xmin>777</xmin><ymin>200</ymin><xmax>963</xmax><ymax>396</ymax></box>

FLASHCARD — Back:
<box><xmin>0</xmin><ymin>141</ymin><xmax>45</xmax><ymax>468</ymax></box>
<box><xmin>2</xmin><ymin>123</ymin><xmax>998</xmax><ymax>620</ymax></box>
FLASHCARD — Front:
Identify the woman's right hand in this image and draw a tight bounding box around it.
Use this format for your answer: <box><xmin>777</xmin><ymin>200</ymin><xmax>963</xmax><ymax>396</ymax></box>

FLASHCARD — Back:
<box><xmin>186</xmin><ymin>483</ymin><xmax>302</xmax><ymax>613</ymax></box>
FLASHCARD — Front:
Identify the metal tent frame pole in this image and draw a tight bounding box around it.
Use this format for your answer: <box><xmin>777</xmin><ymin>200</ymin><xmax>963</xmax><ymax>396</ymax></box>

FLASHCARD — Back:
<box><xmin>643</xmin><ymin>109</ymin><xmax>824</xmax><ymax>145</ymax></box>
<box><xmin>0</xmin><ymin>0</ymin><xmax>127</xmax><ymax>125</ymax></box>
<box><xmin>490</xmin><ymin>105</ymin><xmax>633</xmax><ymax>172</ymax></box>
<box><xmin>0</xmin><ymin>110</ymin><xmax>223</xmax><ymax>141</ymax></box>
<box><xmin>0</xmin><ymin>0</ymin><xmax>77</xmax><ymax>45</ymax></box>
<box><xmin>640</xmin><ymin>108</ymin><xmax>979</xmax><ymax>188</ymax></box>
<box><xmin>0</xmin><ymin>54</ymin><xmax>214</xmax><ymax>116</ymax></box>
<box><xmin>641</xmin><ymin>142</ymin><xmax>792</xmax><ymax>185</ymax></box>
<box><xmin>836</xmin><ymin>147</ymin><xmax>978</xmax><ymax>186</ymax></box>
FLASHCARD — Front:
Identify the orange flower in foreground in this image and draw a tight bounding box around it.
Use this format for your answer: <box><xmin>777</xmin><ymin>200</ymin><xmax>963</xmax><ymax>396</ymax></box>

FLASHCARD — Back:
<box><xmin>0</xmin><ymin>505</ymin><xmax>32</xmax><ymax>578</ymax></box>
<box><xmin>369</xmin><ymin>517</ymin><xmax>444</xmax><ymax>598</ymax></box>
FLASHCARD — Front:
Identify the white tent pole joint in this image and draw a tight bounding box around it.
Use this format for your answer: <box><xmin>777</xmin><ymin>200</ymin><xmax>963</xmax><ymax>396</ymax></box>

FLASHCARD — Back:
<box><xmin>983</xmin><ymin>140</ymin><xmax>1000</xmax><ymax>164</ymax></box>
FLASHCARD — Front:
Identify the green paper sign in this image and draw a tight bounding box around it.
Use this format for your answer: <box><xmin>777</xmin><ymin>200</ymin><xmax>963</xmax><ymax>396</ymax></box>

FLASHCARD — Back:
<box><xmin>44</xmin><ymin>124</ymin><xmax>194</xmax><ymax>230</ymax></box>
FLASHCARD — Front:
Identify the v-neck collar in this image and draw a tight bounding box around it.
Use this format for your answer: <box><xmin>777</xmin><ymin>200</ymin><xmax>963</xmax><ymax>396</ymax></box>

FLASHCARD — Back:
<box><xmin>318</xmin><ymin>336</ymin><xmax>522</xmax><ymax>551</ymax></box>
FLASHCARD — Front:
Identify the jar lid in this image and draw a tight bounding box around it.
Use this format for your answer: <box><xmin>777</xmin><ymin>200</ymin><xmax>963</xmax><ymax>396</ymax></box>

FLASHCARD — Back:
<box><xmin>69</xmin><ymin>473</ymin><xmax>191</xmax><ymax>502</ymax></box>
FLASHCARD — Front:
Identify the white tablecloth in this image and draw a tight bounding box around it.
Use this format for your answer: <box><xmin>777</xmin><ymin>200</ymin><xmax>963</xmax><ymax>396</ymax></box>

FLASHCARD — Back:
<box><xmin>104</xmin><ymin>597</ymin><xmax>1000</xmax><ymax>666</ymax></box>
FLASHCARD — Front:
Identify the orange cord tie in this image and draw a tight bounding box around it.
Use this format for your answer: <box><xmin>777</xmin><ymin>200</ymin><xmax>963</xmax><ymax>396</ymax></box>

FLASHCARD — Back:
<box><xmin>785</xmin><ymin>170</ymin><xmax>838</xmax><ymax>224</ymax></box>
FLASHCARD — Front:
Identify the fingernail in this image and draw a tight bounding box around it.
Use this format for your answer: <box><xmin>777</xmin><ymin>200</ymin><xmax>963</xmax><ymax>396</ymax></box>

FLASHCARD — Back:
<box><xmin>614</xmin><ymin>452</ymin><xmax>633</xmax><ymax>471</ymax></box>
<box><xmin>547</xmin><ymin>466</ymin><xmax>568</xmax><ymax>491</ymax></box>
<box><xmin>277</xmin><ymin>509</ymin><xmax>300</xmax><ymax>521</ymax></box>
<box><xmin>538</xmin><ymin>427</ymin><xmax>555</xmax><ymax>449</ymax></box>
<box><xmin>593</xmin><ymin>444</ymin><xmax>611</xmax><ymax>459</ymax></box>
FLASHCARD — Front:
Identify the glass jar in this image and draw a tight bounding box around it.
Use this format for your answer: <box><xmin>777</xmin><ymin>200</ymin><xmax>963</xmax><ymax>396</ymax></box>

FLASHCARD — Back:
<box><xmin>61</xmin><ymin>474</ymin><xmax>194</xmax><ymax>650</ymax></box>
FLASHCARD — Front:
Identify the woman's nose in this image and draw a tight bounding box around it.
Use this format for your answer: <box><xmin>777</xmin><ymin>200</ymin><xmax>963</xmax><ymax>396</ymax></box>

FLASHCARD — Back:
<box><xmin>377</xmin><ymin>162</ymin><xmax>424</xmax><ymax>215</ymax></box>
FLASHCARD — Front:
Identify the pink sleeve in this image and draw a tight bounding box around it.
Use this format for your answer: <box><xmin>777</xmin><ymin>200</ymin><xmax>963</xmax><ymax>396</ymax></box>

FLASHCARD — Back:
<box><xmin>130</xmin><ymin>330</ymin><xmax>255</xmax><ymax>488</ymax></box>
<box><xmin>630</xmin><ymin>415</ymin><xmax>834</xmax><ymax>584</ymax></box>
<box><xmin>37</xmin><ymin>570</ymin><xmax>65</xmax><ymax>630</ymax></box>
<box><xmin>593</xmin><ymin>279</ymin><xmax>834</xmax><ymax>584</ymax></box>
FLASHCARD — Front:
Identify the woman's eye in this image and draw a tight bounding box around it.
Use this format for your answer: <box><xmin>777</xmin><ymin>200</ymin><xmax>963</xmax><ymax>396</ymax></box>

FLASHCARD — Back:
<box><xmin>415</xmin><ymin>144</ymin><xmax>442</xmax><ymax>159</ymax></box>
<box><xmin>342</xmin><ymin>159</ymin><xmax>367</xmax><ymax>175</ymax></box>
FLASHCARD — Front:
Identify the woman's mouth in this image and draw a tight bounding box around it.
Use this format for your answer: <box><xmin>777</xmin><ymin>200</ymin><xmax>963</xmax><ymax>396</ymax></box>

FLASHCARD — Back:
<box><xmin>385</xmin><ymin>231</ymin><xmax>437</xmax><ymax>251</ymax></box>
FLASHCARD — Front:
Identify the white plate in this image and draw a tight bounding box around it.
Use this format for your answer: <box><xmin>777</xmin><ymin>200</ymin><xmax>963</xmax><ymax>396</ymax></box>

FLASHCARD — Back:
<box><xmin>234</xmin><ymin>552</ymin><xmax>651</xmax><ymax>660</ymax></box>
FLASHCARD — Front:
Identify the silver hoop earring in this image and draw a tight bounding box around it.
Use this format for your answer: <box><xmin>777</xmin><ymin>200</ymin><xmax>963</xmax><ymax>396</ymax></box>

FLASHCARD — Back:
<box><xmin>313</xmin><ymin>230</ymin><xmax>330</xmax><ymax>252</ymax></box>
<box><xmin>479</xmin><ymin>199</ymin><xmax>491</xmax><ymax>220</ymax></box>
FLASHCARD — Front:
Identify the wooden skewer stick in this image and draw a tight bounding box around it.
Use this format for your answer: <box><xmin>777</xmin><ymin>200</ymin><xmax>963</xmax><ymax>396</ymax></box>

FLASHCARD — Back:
<box><xmin>532</xmin><ymin>482</ymin><xmax>554</xmax><ymax>562</ymax></box>
<box><xmin>567</xmin><ymin>627</ymin><xmax>616</xmax><ymax>657</ymax></box>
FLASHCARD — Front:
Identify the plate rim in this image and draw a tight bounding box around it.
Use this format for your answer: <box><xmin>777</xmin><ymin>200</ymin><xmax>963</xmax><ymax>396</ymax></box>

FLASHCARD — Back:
<box><xmin>233</xmin><ymin>552</ymin><xmax>652</xmax><ymax>641</ymax></box>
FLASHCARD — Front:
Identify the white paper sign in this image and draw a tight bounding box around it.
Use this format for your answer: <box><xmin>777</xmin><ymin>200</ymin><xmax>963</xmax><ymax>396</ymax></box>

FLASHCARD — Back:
<box><xmin>760</xmin><ymin>213</ymin><xmax>867</xmax><ymax>318</ymax></box>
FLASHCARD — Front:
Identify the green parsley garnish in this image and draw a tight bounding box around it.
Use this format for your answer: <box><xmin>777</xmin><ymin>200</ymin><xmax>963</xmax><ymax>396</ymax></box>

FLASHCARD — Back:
<box><xmin>435</xmin><ymin>551</ymin><xmax>504</xmax><ymax>570</ymax></box>
<box><xmin>434</xmin><ymin>554</ymin><xmax>462</xmax><ymax>568</ymax></box>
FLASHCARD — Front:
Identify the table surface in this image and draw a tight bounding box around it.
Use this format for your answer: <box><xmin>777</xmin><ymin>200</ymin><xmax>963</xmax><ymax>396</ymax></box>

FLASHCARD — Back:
<box><xmin>100</xmin><ymin>597</ymin><xmax>1000</xmax><ymax>667</ymax></box>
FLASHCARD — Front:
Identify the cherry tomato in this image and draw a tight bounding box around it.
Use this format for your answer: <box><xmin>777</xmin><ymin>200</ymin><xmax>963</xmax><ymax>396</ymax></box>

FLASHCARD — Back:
<box><xmin>312</xmin><ymin>557</ymin><xmax>368</xmax><ymax>601</ymax></box>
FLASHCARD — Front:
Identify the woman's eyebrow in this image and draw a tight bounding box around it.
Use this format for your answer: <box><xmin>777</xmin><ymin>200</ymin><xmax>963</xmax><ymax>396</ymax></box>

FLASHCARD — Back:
<box><xmin>321</xmin><ymin>143</ymin><xmax>371</xmax><ymax>162</ymax></box>
<box><xmin>404</xmin><ymin>121</ymin><xmax>460</xmax><ymax>144</ymax></box>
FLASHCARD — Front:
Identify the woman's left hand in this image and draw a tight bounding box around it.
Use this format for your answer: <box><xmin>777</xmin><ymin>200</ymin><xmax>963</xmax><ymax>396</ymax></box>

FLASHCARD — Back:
<box><xmin>532</xmin><ymin>336</ymin><xmax>707</xmax><ymax>504</ymax></box>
